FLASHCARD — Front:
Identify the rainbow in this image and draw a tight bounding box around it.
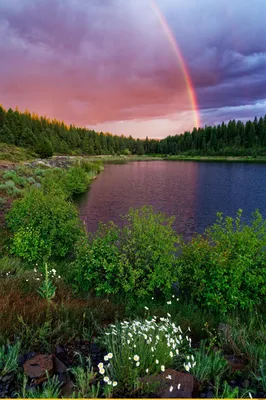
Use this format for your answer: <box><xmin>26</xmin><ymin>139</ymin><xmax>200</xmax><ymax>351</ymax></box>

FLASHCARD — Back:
<box><xmin>151</xmin><ymin>0</ymin><xmax>201</xmax><ymax>129</ymax></box>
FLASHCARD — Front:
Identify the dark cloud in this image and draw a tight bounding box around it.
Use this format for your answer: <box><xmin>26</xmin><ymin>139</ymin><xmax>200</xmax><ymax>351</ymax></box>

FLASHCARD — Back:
<box><xmin>0</xmin><ymin>0</ymin><xmax>265</xmax><ymax>137</ymax></box>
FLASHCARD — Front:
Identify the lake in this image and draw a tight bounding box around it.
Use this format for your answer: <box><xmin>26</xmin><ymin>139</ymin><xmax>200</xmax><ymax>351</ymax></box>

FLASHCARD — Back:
<box><xmin>76</xmin><ymin>161</ymin><xmax>266</xmax><ymax>239</ymax></box>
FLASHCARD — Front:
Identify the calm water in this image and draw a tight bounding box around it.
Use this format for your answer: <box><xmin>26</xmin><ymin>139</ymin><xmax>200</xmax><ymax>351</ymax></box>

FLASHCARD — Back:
<box><xmin>76</xmin><ymin>161</ymin><xmax>266</xmax><ymax>239</ymax></box>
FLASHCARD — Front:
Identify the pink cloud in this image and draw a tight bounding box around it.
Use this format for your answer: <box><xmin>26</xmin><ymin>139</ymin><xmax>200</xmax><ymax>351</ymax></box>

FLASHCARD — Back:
<box><xmin>0</xmin><ymin>0</ymin><xmax>196</xmax><ymax>136</ymax></box>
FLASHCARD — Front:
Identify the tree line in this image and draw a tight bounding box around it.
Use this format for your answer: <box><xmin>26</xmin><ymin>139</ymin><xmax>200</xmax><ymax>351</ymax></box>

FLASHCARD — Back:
<box><xmin>1</xmin><ymin>105</ymin><xmax>266</xmax><ymax>157</ymax></box>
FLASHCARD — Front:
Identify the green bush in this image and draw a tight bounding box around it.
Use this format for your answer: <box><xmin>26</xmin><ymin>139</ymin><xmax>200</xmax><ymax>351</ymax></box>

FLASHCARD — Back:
<box><xmin>118</xmin><ymin>206</ymin><xmax>179</xmax><ymax>301</ymax></box>
<box><xmin>73</xmin><ymin>222</ymin><xmax>122</xmax><ymax>294</ymax></box>
<box><xmin>41</xmin><ymin>168</ymin><xmax>69</xmax><ymax>199</ymax></box>
<box><xmin>33</xmin><ymin>168</ymin><xmax>46</xmax><ymax>177</ymax></box>
<box><xmin>177</xmin><ymin>210</ymin><xmax>266</xmax><ymax>313</ymax></box>
<box><xmin>73</xmin><ymin>206</ymin><xmax>179</xmax><ymax>302</ymax></box>
<box><xmin>41</xmin><ymin>166</ymin><xmax>91</xmax><ymax>199</ymax></box>
<box><xmin>2</xmin><ymin>170</ymin><xmax>17</xmax><ymax>180</ymax></box>
<box><xmin>122</xmin><ymin>148</ymin><xmax>132</xmax><ymax>156</ymax></box>
<box><xmin>77</xmin><ymin>159</ymin><xmax>103</xmax><ymax>175</ymax></box>
<box><xmin>6</xmin><ymin>187</ymin><xmax>83</xmax><ymax>262</ymax></box>
<box><xmin>27</xmin><ymin>176</ymin><xmax>36</xmax><ymax>185</ymax></box>
<box><xmin>64</xmin><ymin>166</ymin><xmax>90</xmax><ymax>195</ymax></box>
<box><xmin>0</xmin><ymin>181</ymin><xmax>22</xmax><ymax>197</ymax></box>
<box><xmin>0</xmin><ymin>197</ymin><xmax>6</xmax><ymax>206</ymax></box>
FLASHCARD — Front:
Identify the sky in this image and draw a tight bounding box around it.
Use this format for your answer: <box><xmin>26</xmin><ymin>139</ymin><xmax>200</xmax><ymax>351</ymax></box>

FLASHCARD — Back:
<box><xmin>0</xmin><ymin>0</ymin><xmax>266</xmax><ymax>139</ymax></box>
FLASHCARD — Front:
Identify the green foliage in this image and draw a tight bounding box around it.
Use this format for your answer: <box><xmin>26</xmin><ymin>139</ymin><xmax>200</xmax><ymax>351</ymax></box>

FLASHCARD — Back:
<box><xmin>41</xmin><ymin>168</ymin><xmax>69</xmax><ymax>199</ymax></box>
<box><xmin>1</xmin><ymin>105</ymin><xmax>266</xmax><ymax>156</ymax></box>
<box><xmin>6</xmin><ymin>187</ymin><xmax>83</xmax><ymax>262</ymax></box>
<box><xmin>0</xmin><ymin>142</ymin><xmax>34</xmax><ymax>162</ymax></box>
<box><xmin>177</xmin><ymin>209</ymin><xmax>266</xmax><ymax>313</ymax></box>
<box><xmin>119</xmin><ymin>206</ymin><xmax>179</xmax><ymax>301</ymax></box>
<box><xmin>73</xmin><ymin>206</ymin><xmax>179</xmax><ymax>302</ymax></box>
<box><xmin>71</xmin><ymin>355</ymin><xmax>101</xmax><ymax>398</ymax></box>
<box><xmin>20</xmin><ymin>127</ymin><xmax>37</xmax><ymax>148</ymax></box>
<box><xmin>73</xmin><ymin>223</ymin><xmax>122</xmax><ymax>295</ymax></box>
<box><xmin>218</xmin><ymin>317</ymin><xmax>266</xmax><ymax>373</ymax></box>
<box><xmin>35</xmin><ymin>137</ymin><xmax>54</xmax><ymax>158</ymax></box>
<box><xmin>214</xmin><ymin>380</ymin><xmax>240</xmax><ymax>398</ymax></box>
<box><xmin>77</xmin><ymin>159</ymin><xmax>103</xmax><ymax>174</ymax></box>
<box><xmin>122</xmin><ymin>148</ymin><xmax>132</xmax><ymax>155</ymax></box>
<box><xmin>2</xmin><ymin>169</ymin><xmax>17</xmax><ymax>180</ymax></box>
<box><xmin>0</xmin><ymin>180</ymin><xmax>22</xmax><ymax>196</ymax></box>
<box><xmin>37</xmin><ymin>263</ymin><xmax>57</xmax><ymax>302</ymax></box>
<box><xmin>0</xmin><ymin>196</ymin><xmax>6</xmax><ymax>206</ymax></box>
<box><xmin>20</xmin><ymin>373</ymin><xmax>62</xmax><ymax>398</ymax></box>
<box><xmin>64</xmin><ymin>166</ymin><xmax>90</xmax><ymax>195</ymax></box>
<box><xmin>0</xmin><ymin>256</ymin><xmax>22</xmax><ymax>275</ymax></box>
<box><xmin>99</xmin><ymin>316</ymin><xmax>192</xmax><ymax>391</ymax></box>
<box><xmin>190</xmin><ymin>341</ymin><xmax>228</xmax><ymax>384</ymax></box>
<box><xmin>0</xmin><ymin>341</ymin><xmax>20</xmax><ymax>376</ymax></box>
<box><xmin>41</xmin><ymin>165</ymin><xmax>92</xmax><ymax>199</ymax></box>
<box><xmin>253</xmin><ymin>360</ymin><xmax>266</xmax><ymax>392</ymax></box>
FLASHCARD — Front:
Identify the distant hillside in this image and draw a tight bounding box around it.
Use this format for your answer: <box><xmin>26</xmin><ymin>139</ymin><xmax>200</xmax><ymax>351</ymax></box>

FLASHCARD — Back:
<box><xmin>0</xmin><ymin>105</ymin><xmax>266</xmax><ymax>157</ymax></box>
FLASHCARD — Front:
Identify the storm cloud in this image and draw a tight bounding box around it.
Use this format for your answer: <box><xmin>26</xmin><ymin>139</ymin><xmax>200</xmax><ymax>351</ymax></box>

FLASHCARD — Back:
<box><xmin>0</xmin><ymin>0</ymin><xmax>265</xmax><ymax>137</ymax></box>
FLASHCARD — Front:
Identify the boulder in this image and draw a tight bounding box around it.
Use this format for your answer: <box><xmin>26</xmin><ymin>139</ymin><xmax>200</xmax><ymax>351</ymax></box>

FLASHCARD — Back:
<box><xmin>23</xmin><ymin>354</ymin><xmax>53</xmax><ymax>384</ymax></box>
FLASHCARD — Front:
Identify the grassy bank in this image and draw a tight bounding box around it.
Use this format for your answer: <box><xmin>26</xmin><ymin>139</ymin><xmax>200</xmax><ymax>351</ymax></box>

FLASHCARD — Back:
<box><xmin>1</xmin><ymin>185</ymin><xmax>266</xmax><ymax>397</ymax></box>
<box><xmin>0</xmin><ymin>143</ymin><xmax>36</xmax><ymax>164</ymax></box>
<box><xmin>165</xmin><ymin>155</ymin><xmax>266</xmax><ymax>163</ymax></box>
<box><xmin>2</xmin><ymin>141</ymin><xmax>266</xmax><ymax>166</ymax></box>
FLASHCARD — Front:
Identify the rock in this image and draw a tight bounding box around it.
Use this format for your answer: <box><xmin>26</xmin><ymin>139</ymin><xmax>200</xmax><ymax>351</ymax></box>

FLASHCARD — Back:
<box><xmin>225</xmin><ymin>355</ymin><xmax>246</xmax><ymax>371</ymax></box>
<box><xmin>55</xmin><ymin>346</ymin><xmax>64</xmax><ymax>355</ymax></box>
<box><xmin>60</xmin><ymin>378</ymin><xmax>75</xmax><ymax>397</ymax></box>
<box><xmin>23</xmin><ymin>354</ymin><xmax>53</xmax><ymax>383</ymax></box>
<box><xmin>57</xmin><ymin>373</ymin><xmax>68</xmax><ymax>387</ymax></box>
<box><xmin>140</xmin><ymin>369</ymin><xmax>195</xmax><ymax>398</ymax></box>
<box><xmin>1</xmin><ymin>374</ymin><xmax>13</xmax><ymax>383</ymax></box>
<box><xmin>206</xmin><ymin>390</ymin><xmax>214</xmax><ymax>398</ymax></box>
<box><xmin>53</xmin><ymin>356</ymin><xmax>67</xmax><ymax>374</ymax></box>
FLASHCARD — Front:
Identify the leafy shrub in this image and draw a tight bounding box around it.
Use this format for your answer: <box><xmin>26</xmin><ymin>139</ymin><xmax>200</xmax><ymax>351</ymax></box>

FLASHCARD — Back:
<box><xmin>33</xmin><ymin>168</ymin><xmax>46</xmax><ymax>177</ymax></box>
<box><xmin>41</xmin><ymin>168</ymin><xmax>68</xmax><ymax>199</ymax></box>
<box><xmin>73</xmin><ymin>222</ymin><xmax>122</xmax><ymax>294</ymax></box>
<box><xmin>3</xmin><ymin>180</ymin><xmax>15</xmax><ymax>188</ymax></box>
<box><xmin>0</xmin><ymin>196</ymin><xmax>6</xmax><ymax>206</ymax></box>
<box><xmin>64</xmin><ymin>166</ymin><xmax>90</xmax><ymax>195</ymax></box>
<box><xmin>177</xmin><ymin>210</ymin><xmax>266</xmax><ymax>313</ymax></box>
<box><xmin>6</xmin><ymin>187</ymin><xmax>83</xmax><ymax>262</ymax></box>
<box><xmin>73</xmin><ymin>206</ymin><xmax>179</xmax><ymax>302</ymax></box>
<box><xmin>119</xmin><ymin>206</ymin><xmax>179</xmax><ymax>301</ymax></box>
<box><xmin>122</xmin><ymin>148</ymin><xmax>132</xmax><ymax>155</ymax></box>
<box><xmin>2</xmin><ymin>170</ymin><xmax>17</xmax><ymax>180</ymax></box>
<box><xmin>41</xmin><ymin>166</ymin><xmax>91</xmax><ymax>199</ymax></box>
<box><xmin>77</xmin><ymin>159</ymin><xmax>103</xmax><ymax>175</ymax></box>
<box><xmin>27</xmin><ymin>176</ymin><xmax>36</xmax><ymax>185</ymax></box>
<box><xmin>0</xmin><ymin>181</ymin><xmax>21</xmax><ymax>197</ymax></box>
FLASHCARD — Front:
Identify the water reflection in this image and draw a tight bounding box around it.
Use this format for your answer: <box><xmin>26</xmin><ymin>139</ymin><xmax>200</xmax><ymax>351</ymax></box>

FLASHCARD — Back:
<box><xmin>76</xmin><ymin>161</ymin><xmax>266</xmax><ymax>240</ymax></box>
